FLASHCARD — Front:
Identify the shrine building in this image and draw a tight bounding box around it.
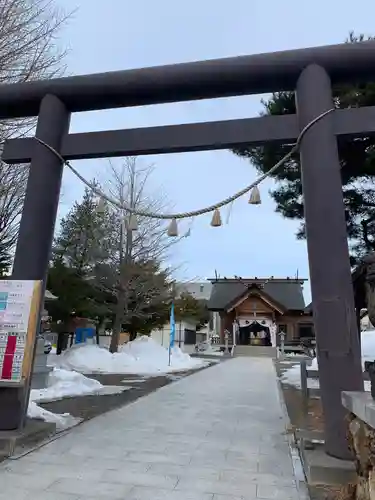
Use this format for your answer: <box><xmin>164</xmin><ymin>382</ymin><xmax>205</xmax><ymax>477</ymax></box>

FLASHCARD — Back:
<box><xmin>207</xmin><ymin>277</ymin><xmax>314</xmax><ymax>352</ymax></box>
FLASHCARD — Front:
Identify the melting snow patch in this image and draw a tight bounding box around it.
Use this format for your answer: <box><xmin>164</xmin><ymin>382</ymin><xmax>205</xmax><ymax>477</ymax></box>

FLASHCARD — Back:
<box><xmin>27</xmin><ymin>401</ymin><xmax>81</xmax><ymax>430</ymax></box>
<box><xmin>30</xmin><ymin>368</ymin><xmax>127</xmax><ymax>403</ymax></box>
<box><xmin>28</xmin><ymin>368</ymin><xmax>127</xmax><ymax>428</ymax></box>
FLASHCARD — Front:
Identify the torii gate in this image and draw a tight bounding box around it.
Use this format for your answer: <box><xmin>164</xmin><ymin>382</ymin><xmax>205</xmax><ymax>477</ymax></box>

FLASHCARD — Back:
<box><xmin>2</xmin><ymin>40</ymin><xmax>375</xmax><ymax>459</ymax></box>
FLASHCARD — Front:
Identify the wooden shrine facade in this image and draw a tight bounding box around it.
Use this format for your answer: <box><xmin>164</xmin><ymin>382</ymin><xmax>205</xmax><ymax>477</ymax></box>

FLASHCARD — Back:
<box><xmin>208</xmin><ymin>278</ymin><xmax>314</xmax><ymax>346</ymax></box>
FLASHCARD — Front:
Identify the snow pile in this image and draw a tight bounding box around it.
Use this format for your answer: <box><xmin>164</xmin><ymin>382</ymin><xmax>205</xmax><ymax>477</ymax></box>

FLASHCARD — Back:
<box><xmin>27</xmin><ymin>401</ymin><xmax>80</xmax><ymax>430</ymax></box>
<box><xmin>27</xmin><ymin>368</ymin><xmax>127</xmax><ymax>429</ymax></box>
<box><xmin>30</xmin><ymin>368</ymin><xmax>126</xmax><ymax>403</ymax></box>
<box><xmin>281</xmin><ymin>362</ymin><xmax>320</xmax><ymax>390</ymax></box>
<box><xmin>54</xmin><ymin>336</ymin><xmax>207</xmax><ymax>375</ymax></box>
<box><xmin>281</xmin><ymin>331</ymin><xmax>375</xmax><ymax>391</ymax></box>
<box><xmin>361</xmin><ymin>330</ymin><xmax>375</xmax><ymax>364</ymax></box>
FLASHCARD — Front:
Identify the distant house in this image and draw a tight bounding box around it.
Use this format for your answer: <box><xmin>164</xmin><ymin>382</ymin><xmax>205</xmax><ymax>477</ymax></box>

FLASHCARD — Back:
<box><xmin>175</xmin><ymin>281</ymin><xmax>212</xmax><ymax>301</ymax></box>
<box><xmin>151</xmin><ymin>281</ymin><xmax>212</xmax><ymax>350</ymax></box>
<box><xmin>207</xmin><ymin>277</ymin><xmax>313</xmax><ymax>346</ymax></box>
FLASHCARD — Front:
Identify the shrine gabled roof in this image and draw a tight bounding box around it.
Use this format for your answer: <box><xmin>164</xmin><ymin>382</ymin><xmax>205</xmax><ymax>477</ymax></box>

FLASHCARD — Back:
<box><xmin>207</xmin><ymin>278</ymin><xmax>306</xmax><ymax>312</ymax></box>
<box><xmin>225</xmin><ymin>284</ymin><xmax>286</xmax><ymax>314</ymax></box>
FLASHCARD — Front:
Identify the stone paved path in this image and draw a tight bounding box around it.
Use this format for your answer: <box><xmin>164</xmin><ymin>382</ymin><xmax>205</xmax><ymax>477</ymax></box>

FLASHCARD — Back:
<box><xmin>0</xmin><ymin>358</ymin><xmax>307</xmax><ymax>500</ymax></box>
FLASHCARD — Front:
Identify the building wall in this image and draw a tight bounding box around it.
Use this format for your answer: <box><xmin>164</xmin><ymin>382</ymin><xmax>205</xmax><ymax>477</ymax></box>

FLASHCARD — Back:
<box><xmin>277</xmin><ymin>315</ymin><xmax>314</xmax><ymax>341</ymax></box>
<box><xmin>175</xmin><ymin>281</ymin><xmax>212</xmax><ymax>301</ymax></box>
<box><xmin>150</xmin><ymin>319</ymin><xmax>198</xmax><ymax>349</ymax></box>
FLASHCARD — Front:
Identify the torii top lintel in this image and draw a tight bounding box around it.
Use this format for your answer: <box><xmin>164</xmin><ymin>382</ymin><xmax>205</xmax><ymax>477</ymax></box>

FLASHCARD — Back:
<box><xmin>1</xmin><ymin>40</ymin><xmax>375</xmax><ymax>119</ymax></box>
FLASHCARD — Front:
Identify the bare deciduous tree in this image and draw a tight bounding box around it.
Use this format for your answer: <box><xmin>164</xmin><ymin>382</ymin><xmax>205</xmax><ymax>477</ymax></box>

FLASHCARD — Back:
<box><xmin>0</xmin><ymin>0</ymin><xmax>70</xmax><ymax>268</ymax></box>
<box><xmin>96</xmin><ymin>157</ymin><xmax>177</xmax><ymax>352</ymax></box>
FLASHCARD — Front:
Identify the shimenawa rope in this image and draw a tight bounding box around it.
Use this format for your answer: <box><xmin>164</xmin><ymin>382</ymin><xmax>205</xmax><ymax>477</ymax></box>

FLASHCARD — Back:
<box><xmin>34</xmin><ymin>108</ymin><xmax>334</xmax><ymax>221</ymax></box>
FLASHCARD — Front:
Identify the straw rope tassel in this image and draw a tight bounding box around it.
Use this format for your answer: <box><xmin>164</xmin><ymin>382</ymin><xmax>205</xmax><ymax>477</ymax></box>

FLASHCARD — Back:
<box><xmin>249</xmin><ymin>185</ymin><xmax>261</xmax><ymax>205</ymax></box>
<box><xmin>128</xmin><ymin>214</ymin><xmax>138</xmax><ymax>231</ymax></box>
<box><xmin>96</xmin><ymin>197</ymin><xmax>106</xmax><ymax>213</ymax></box>
<box><xmin>210</xmin><ymin>208</ymin><xmax>222</xmax><ymax>227</ymax></box>
<box><xmin>167</xmin><ymin>218</ymin><xmax>178</xmax><ymax>237</ymax></box>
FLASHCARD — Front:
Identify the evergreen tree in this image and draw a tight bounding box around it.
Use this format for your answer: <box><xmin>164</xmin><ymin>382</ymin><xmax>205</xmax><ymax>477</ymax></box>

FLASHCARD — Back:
<box><xmin>233</xmin><ymin>33</ymin><xmax>375</xmax><ymax>263</ymax></box>
<box><xmin>54</xmin><ymin>186</ymin><xmax>119</xmax><ymax>275</ymax></box>
<box><xmin>51</xmin><ymin>186</ymin><xmax>119</xmax><ymax>322</ymax></box>
<box><xmin>174</xmin><ymin>292</ymin><xmax>210</xmax><ymax>331</ymax></box>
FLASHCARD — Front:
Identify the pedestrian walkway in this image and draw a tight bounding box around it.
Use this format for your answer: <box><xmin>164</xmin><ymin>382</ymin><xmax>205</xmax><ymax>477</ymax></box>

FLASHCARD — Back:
<box><xmin>0</xmin><ymin>358</ymin><xmax>308</xmax><ymax>500</ymax></box>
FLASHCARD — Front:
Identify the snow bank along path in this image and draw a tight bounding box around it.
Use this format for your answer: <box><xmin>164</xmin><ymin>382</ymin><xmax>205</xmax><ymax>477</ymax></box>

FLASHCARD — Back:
<box><xmin>52</xmin><ymin>335</ymin><xmax>207</xmax><ymax>375</ymax></box>
<box><xmin>282</xmin><ymin>330</ymin><xmax>375</xmax><ymax>391</ymax></box>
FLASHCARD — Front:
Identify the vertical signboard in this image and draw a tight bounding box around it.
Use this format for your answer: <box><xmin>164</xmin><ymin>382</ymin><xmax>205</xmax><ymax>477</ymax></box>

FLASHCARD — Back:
<box><xmin>0</xmin><ymin>280</ymin><xmax>42</xmax><ymax>385</ymax></box>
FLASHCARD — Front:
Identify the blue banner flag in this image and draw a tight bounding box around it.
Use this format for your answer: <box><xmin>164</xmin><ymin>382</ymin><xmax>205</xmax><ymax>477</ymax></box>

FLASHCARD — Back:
<box><xmin>170</xmin><ymin>302</ymin><xmax>175</xmax><ymax>348</ymax></box>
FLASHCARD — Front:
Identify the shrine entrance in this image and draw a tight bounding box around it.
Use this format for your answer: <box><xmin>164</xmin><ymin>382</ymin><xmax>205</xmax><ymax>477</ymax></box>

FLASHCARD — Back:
<box><xmin>2</xmin><ymin>40</ymin><xmax>375</xmax><ymax>458</ymax></box>
<box><xmin>238</xmin><ymin>320</ymin><xmax>271</xmax><ymax>347</ymax></box>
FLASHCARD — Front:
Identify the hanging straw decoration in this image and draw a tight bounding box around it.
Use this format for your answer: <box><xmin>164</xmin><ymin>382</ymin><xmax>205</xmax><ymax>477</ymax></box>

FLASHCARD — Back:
<box><xmin>248</xmin><ymin>185</ymin><xmax>261</xmax><ymax>205</ymax></box>
<box><xmin>128</xmin><ymin>214</ymin><xmax>138</xmax><ymax>231</ymax></box>
<box><xmin>95</xmin><ymin>196</ymin><xmax>107</xmax><ymax>213</ymax></box>
<box><xmin>167</xmin><ymin>218</ymin><xmax>178</xmax><ymax>237</ymax></box>
<box><xmin>210</xmin><ymin>208</ymin><xmax>222</xmax><ymax>227</ymax></box>
<box><xmin>226</xmin><ymin>201</ymin><xmax>234</xmax><ymax>225</ymax></box>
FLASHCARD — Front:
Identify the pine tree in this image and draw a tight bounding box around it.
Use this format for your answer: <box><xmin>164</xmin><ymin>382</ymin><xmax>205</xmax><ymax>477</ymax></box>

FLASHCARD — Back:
<box><xmin>233</xmin><ymin>33</ymin><xmax>375</xmax><ymax>263</ymax></box>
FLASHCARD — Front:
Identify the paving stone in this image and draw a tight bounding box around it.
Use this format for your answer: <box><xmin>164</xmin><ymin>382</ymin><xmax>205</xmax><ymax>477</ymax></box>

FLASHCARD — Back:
<box><xmin>126</xmin><ymin>486</ymin><xmax>213</xmax><ymax>500</ymax></box>
<box><xmin>212</xmin><ymin>496</ymin><xmax>249</xmax><ymax>500</ymax></box>
<box><xmin>126</xmin><ymin>451</ymin><xmax>192</xmax><ymax>465</ymax></box>
<box><xmin>176</xmin><ymin>477</ymin><xmax>257</xmax><ymax>496</ymax></box>
<box><xmin>0</xmin><ymin>470</ymin><xmax>57</xmax><ymax>490</ymax></box>
<box><xmin>219</xmin><ymin>469</ymin><xmax>296</xmax><ymax>487</ymax></box>
<box><xmin>149</xmin><ymin>462</ymin><xmax>220</xmax><ymax>480</ymax></box>
<box><xmin>0</xmin><ymin>491</ymin><xmax>29</xmax><ymax>500</ymax></box>
<box><xmin>102</xmin><ymin>469</ymin><xmax>179</xmax><ymax>488</ymax></box>
<box><xmin>256</xmin><ymin>484</ymin><xmax>300</xmax><ymax>499</ymax></box>
<box><xmin>48</xmin><ymin>477</ymin><xmax>132</xmax><ymax>497</ymax></box>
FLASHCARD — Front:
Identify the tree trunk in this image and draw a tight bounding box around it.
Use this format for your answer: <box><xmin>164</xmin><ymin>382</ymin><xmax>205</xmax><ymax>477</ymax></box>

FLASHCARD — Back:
<box><xmin>110</xmin><ymin>178</ymin><xmax>135</xmax><ymax>353</ymax></box>
<box><xmin>110</xmin><ymin>288</ymin><xmax>125</xmax><ymax>353</ymax></box>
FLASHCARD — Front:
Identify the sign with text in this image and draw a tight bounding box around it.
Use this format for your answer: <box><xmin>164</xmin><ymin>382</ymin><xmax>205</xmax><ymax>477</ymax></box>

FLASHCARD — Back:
<box><xmin>0</xmin><ymin>280</ymin><xmax>41</xmax><ymax>383</ymax></box>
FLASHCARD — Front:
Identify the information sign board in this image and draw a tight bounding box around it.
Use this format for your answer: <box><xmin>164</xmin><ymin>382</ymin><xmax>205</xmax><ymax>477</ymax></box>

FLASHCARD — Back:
<box><xmin>0</xmin><ymin>280</ymin><xmax>42</xmax><ymax>384</ymax></box>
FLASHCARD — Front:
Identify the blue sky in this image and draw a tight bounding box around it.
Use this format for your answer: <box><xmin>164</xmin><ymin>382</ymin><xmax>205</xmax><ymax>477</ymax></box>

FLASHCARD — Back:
<box><xmin>57</xmin><ymin>0</ymin><xmax>375</xmax><ymax>302</ymax></box>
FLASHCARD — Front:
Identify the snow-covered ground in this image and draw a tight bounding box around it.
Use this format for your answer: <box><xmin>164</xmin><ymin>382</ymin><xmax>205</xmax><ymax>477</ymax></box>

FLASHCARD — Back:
<box><xmin>29</xmin><ymin>336</ymin><xmax>208</xmax><ymax>428</ymax></box>
<box><xmin>281</xmin><ymin>330</ymin><xmax>375</xmax><ymax>391</ymax></box>
<box><xmin>51</xmin><ymin>336</ymin><xmax>208</xmax><ymax>375</ymax></box>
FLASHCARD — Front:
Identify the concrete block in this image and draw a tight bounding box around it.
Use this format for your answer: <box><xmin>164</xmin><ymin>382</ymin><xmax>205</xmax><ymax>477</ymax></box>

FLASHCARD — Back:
<box><xmin>0</xmin><ymin>419</ymin><xmax>56</xmax><ymax>457</ymax></box>
<box><xmin>342</xmin><ymin>391</ymin><xmax>375</xmax><ymax>429</ymax></box>
<box><xmin>300</xmin><ymin>445</ymin><xmax>356</xmax><ymax>485</ymax></box>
